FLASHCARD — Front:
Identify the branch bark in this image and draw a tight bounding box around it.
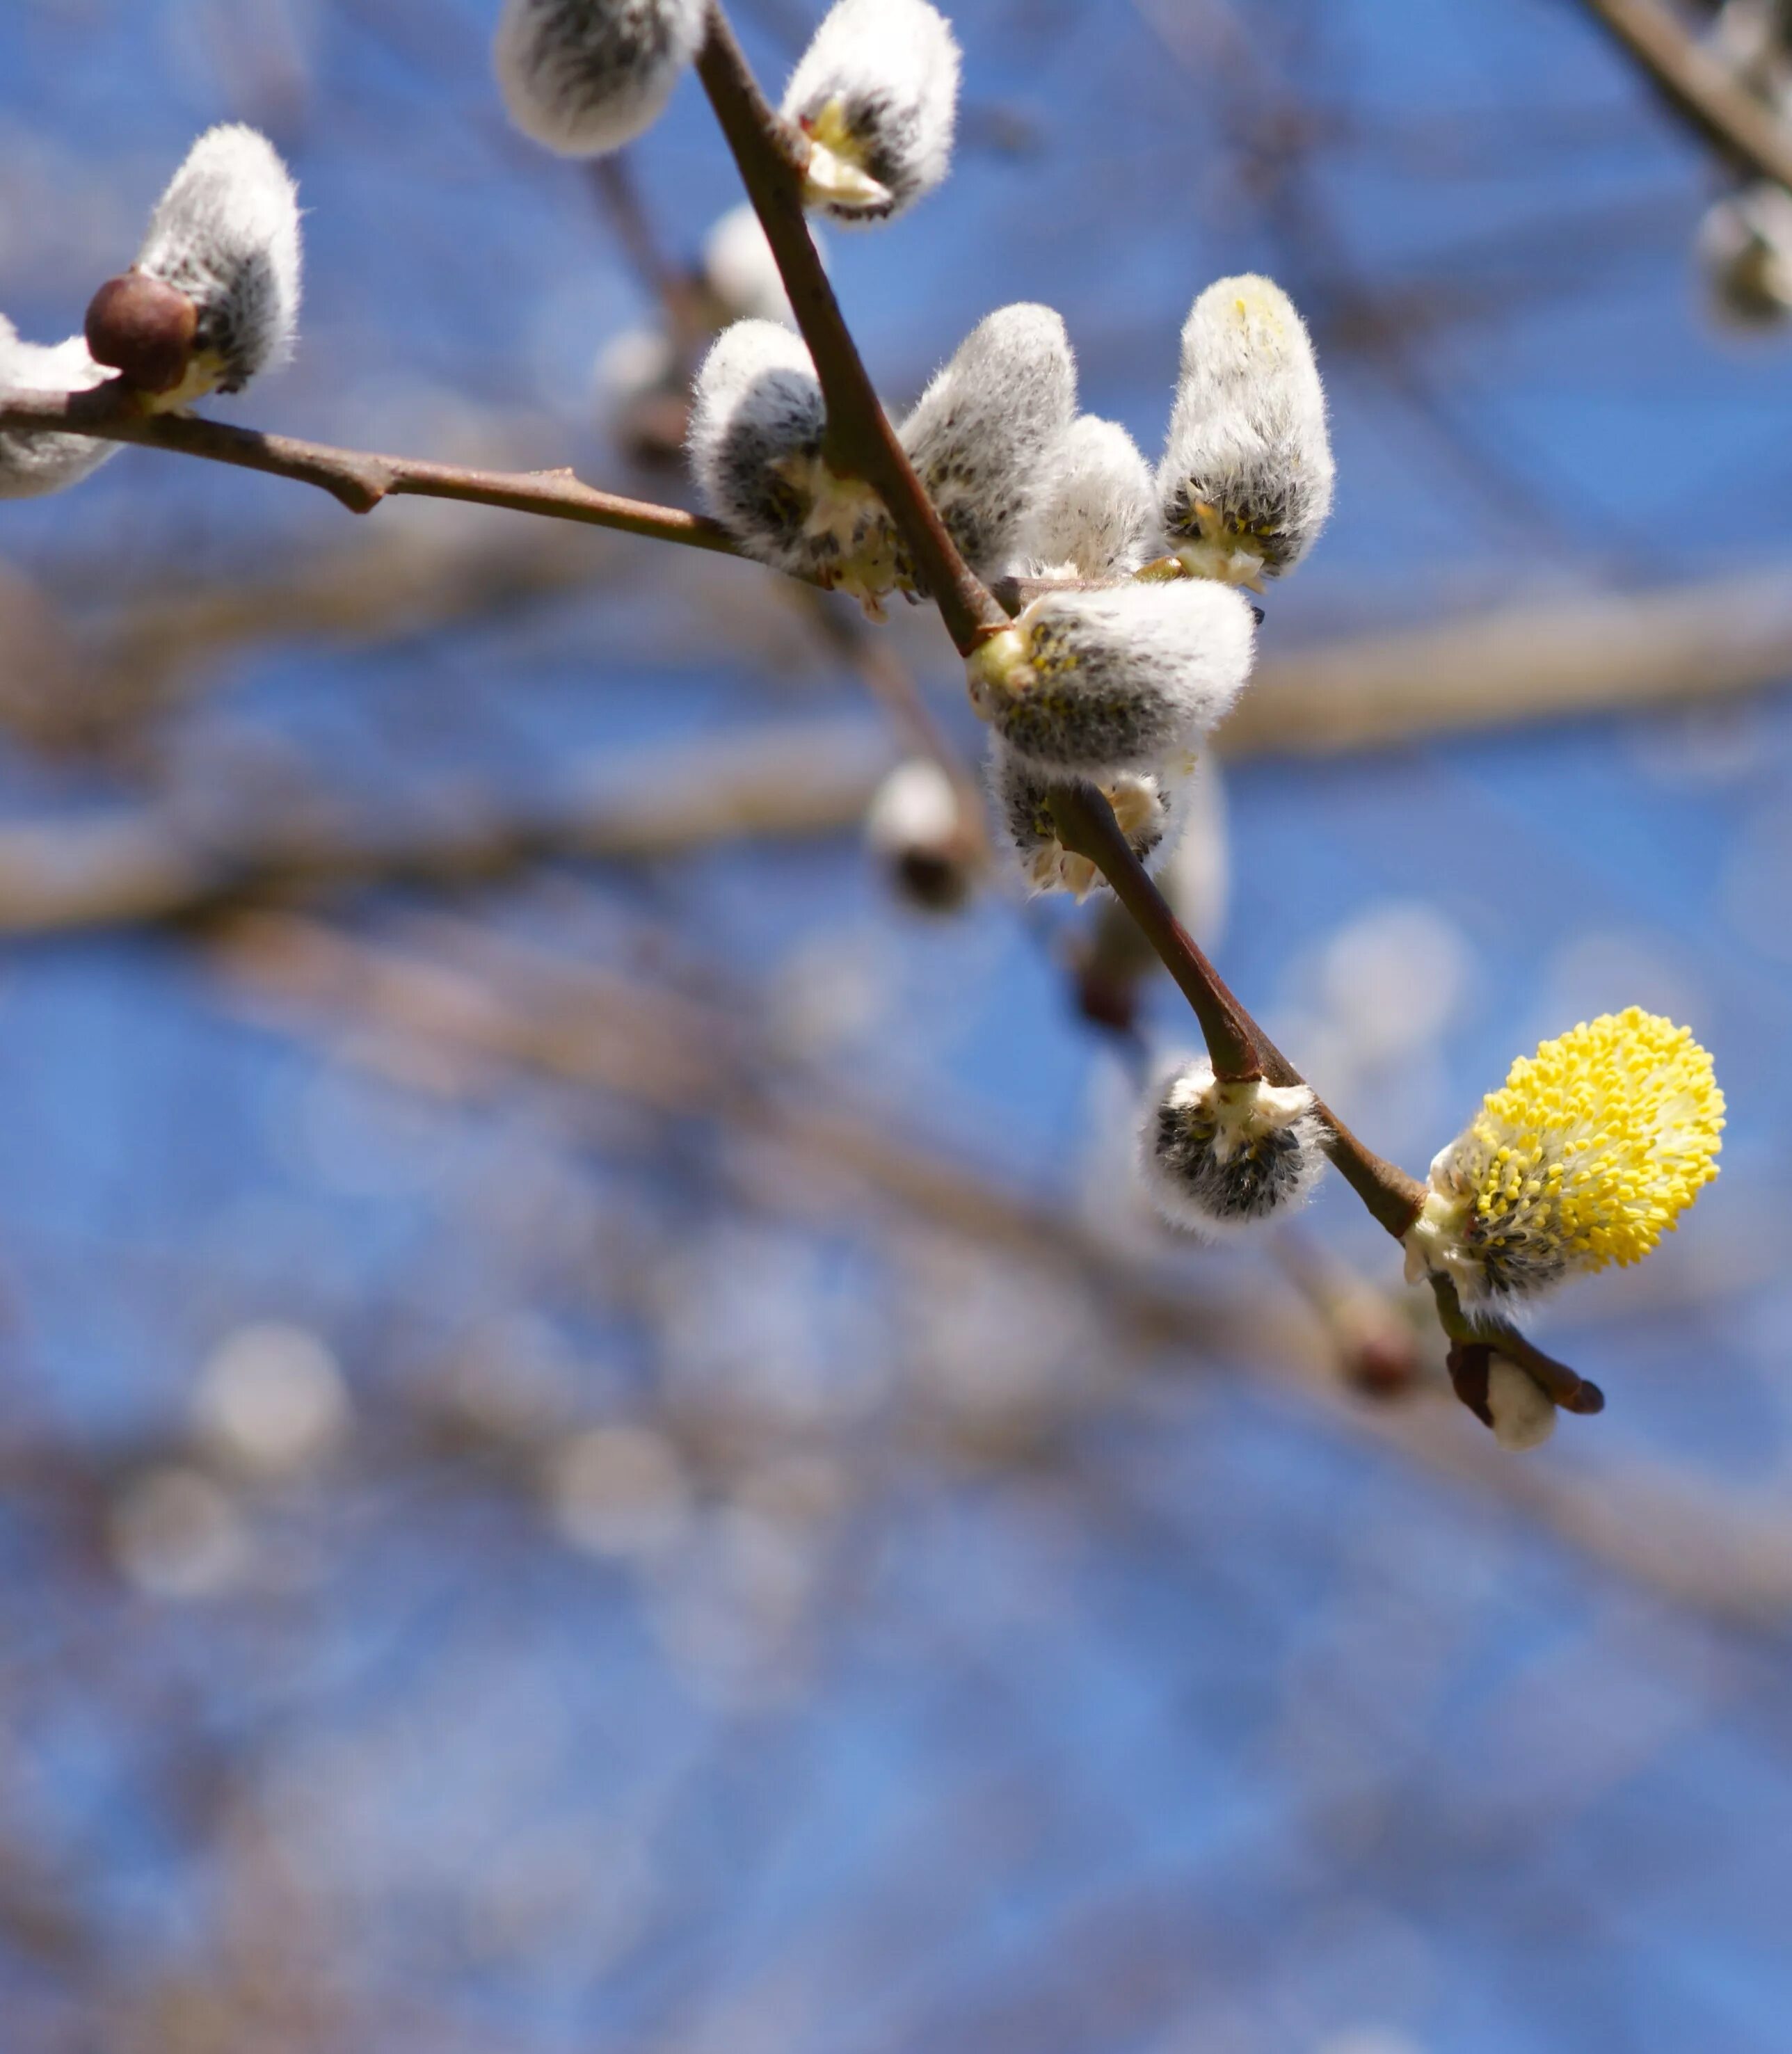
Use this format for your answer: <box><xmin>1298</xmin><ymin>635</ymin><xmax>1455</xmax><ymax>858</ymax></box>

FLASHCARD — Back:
<box><xmin>0</xmin><ymin>385</ymin><xmax>741</xmax><ymax>554</ymax></box>
<box><xmin>692</xmin><ymin>4</ymin><xmax>1009</xmax><ymax>656</ymax></box>
<box><xmin>1578</xmin><ymin>0</ymin><xmax>1792</xmax><ymax>188</ymax></box>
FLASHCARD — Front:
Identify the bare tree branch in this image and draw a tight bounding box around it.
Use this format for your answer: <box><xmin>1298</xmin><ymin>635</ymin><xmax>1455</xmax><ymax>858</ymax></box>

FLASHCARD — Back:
<box><xmin>0</xmin><ymin>384</ymin><xmax>742</xmax><ymax>556</ymax></box>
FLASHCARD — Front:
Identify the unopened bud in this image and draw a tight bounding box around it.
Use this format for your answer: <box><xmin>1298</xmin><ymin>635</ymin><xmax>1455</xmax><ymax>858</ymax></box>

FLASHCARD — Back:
<box><xmin>1139</xmin><ymin>1054</ymin><xmax>1327</xmax><ymax>1234</ymax></box>
<box><xmin>966</xmin><ymin>581</ymin><xmax>1256</xmax><ymax>783</ymax></box>
<box><xmin>1</xmin><ymin>317</ymin><xmax>118</xmax><ymax>499</ymax></box>
<box><xmin>1158</xmin><ymin>275</ymin><xmax>1333</xmax><ymax>586</ymax></box>
<box><xmin>495</xmin><ymin>0</ymin><xmax>707</xmax><ymax>157</ymax></box>
<box><xmin>1028</xmin><ymin>414</ymin><xmax>1158</xmax><ymax>579</ymax></box>
<box><xmin>131</xmin><ymin>125</ymin><xmax>301</xmax><ymax>405</ymax></box>
<box><xmin>783</xmin><ymin>0</ymin><xmax>961</xmax><ymax>223</ymax></box>
<box><xmin>865</xmin><ymin>757</ymin><xmax>975</xmax><ymax>912</ymax></box>
<box><xmin>83</xmin><ymin>272</ymin><xmax>198</xmax><ymax>394</ymax></box>
<box><xmin>990</xmin><ymin>740</ymin><xmax>1190</xmax><ymax>898</ymax></box>
<box><xmin>1698</xmin><ymin>182</ymin><xmax>1792</xmax><ymax>329</ymax></box>
<box><xmin>900</xmin><ymin>303</ymin><xmax>1077</xmax><ymax>585</ymax></box>
<box><xmin>687</xmin><ymin>316</ymin><xmax>897</xmax><ymax>604</ymax></box>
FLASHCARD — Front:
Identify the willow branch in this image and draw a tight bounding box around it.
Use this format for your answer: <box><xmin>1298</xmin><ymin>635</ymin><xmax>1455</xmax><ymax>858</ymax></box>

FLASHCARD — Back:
<box><xmin>1577</xmin><ymin>0</ymin><xmax>1792</xmax><ymax>187</ymax></box>
<box><xmin>1046</xmin><ymin>784</ymin><xmax>1261</xmax><ymax>1081</ymax></box>
<box><xmin>687</xmin><ymin>1</ymin><xmax>1431</xmax><ymax>1251</ymax></box>
<box><xmin>1048</xmin><ymin>783</ymin><xmax>1425</xmax><ymax>1241</ymax></box>
<box><xmin>1430</xmin><ymin>1275</ymin><xmax>1608</xmax><ymax>1416</ymax></box>
<box><xmin>692</xmin><ymin>3</ymin><xmax>1009</xmax><ymax>656</ymax></box>
<box><xmin>0</xmin><ymin>385</ymin><xmax>742</xmax><ymax>555</ymax></box>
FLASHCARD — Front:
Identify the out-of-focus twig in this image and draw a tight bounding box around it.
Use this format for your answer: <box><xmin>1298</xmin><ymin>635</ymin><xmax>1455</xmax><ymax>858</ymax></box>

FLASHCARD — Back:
<box><xmin>0</xmin><ymin>722</ymin><xmax>893</xmax><ymax>938</ymax></box>
<box><xmin>202</xmin><ymin>906</ymin><xmax>1792</xmax><ymax>1630</ymax></box>
<box><xmin>1577</xmin><ymin>0</ymin><xmax>1792</xmax><ymax>187</ymax></box>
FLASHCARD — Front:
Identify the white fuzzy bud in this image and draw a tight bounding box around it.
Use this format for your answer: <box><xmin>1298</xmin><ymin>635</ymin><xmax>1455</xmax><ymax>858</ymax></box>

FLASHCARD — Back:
<box><xmin>783</xmin><ymin>0</ymin><xmax>961</xmax><ymax>223</ymax></box>
<box><xmin>1158</xmin><ymin>274</ymin><xmax>1333</xmax><ymax>586</ymax></box>
<box><xmin>865</xmin><ymin>756</ymin><xmax>972</xmax><ymax>910</ymax></box>
<box><xmin>0</xmin><ymin>319</ymin><xmax>117</xmax><ymax>499</ymax></box>
<box><xmin>131</xmin><ymin>125</ymin><xmax>301</xmax><ymax>404</ymax></box>
<box><xmin>1484</xmin><ymin>1355</ymin><xmax>1558</xmax><ymax>1452</ymax></box>
<box><xmin>990</xmin><ymin>739</ymin><xmax>1191</xmax><ymax>899</ymax></box>
<box><xmin>966</xmin><ymin>580</ymin><xmax>1256</xmax><ymax>783</ymax></box>
<box><xmin>687</xmin><ymin>317</ymin><xmax>897</xmax><ymax>603</ymax></box>
<box><xmin>1027</xmin><ymin>414</ymin><xmax>1159</xmax><ymax>579</ymax></box>
<box><xmin>1139</xmin><ymin>1055</ymin><xmax>1327</xmax><ymax>1234</ymax></box>
<box><xmin>1698</xmin><ymin>183</ymin><xmax>1792</xmax><ymax>329</ymax></box>
<box><xmin>899</xmin><ymin>302</ymin><xmax>1077</xmax><ymax>584</ymax></box>
<box><xmin>495</xmin><ymin>0</ymin><xmax>707</xmax><ymax>156</ymax></box>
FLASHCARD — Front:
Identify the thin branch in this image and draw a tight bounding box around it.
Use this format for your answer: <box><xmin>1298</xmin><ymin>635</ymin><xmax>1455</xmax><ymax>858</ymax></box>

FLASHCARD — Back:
<box><xmin>1430</xmin><ymin>1275</ymin><xmax>1608</xmax><ymax>1416</ymax></box>
<box><xmin>1046</xmin><ymin>785</ymin><xmax>1263</xmax><ymax>1082</ymax></box>
<box><xmin>1046</xmin><ymin>785</ymin><xmax>1426</xmax><ymax>1239</ymax></box>
<box><xmin>692</xmin><ymin>3</ymin><xmax>1009</xmax><ymax>656</ymax></box>
<box><xmin>1577</xmin><ymin>0</ymin><xmax>1792</xmax><ymax>188</ymax></box>
<box><xmin>0</xmin><ymin>385</ymin><xmax>742</xmax><ymax>556</ymax></box>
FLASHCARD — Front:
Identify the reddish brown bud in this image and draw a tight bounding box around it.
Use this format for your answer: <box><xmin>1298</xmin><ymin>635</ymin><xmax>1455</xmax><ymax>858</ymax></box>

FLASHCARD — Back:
<box><xmin>83</xmin><ymin>272</ymin><xmax>198</xmax><ymax>395</ymax></box>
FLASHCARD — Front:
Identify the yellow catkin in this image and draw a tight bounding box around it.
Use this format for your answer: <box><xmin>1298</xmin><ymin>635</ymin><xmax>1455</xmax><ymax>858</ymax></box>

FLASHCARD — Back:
<box><xmin>1466</xmin><ymin>1006</ymin><xmax>1724</xmax><ymax>1275</ymax></box>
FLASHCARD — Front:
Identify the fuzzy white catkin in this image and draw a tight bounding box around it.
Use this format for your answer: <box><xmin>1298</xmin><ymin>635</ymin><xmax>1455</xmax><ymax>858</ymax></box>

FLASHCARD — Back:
<box><xmin>1158</xmin><ymin>274</ymin><xmax>1334</xmax><ymax>583</ymax></box>
<box><xmin>687</xmin><ymin>317</ymin><xmax>893</xmax><ymax>596</ymax></box>
<box><xmin>134</xmin><ymin>125</ymin><xmax>301</xmax><ymax>399</ymax></box>
<box><xmin>783</xmin><ymin>0</ymin><xmax>961</xmax><ymax>223</ymax></box>
<box><xmin>1139</xmin><ymin>1055</ymin><xmax>1327</xmax><ymax>1234</ymax></box>
<box><xmin>0</xmin><ymin>319</ymin><xmax>118</xmax><ymax>499</ymax></box>
<box><xmin>989</xmin><ymin>739</ymin><xmax>1190</xmax><ymax>898</ymax></box>
<box><xmin>1698</xmin><ymin>183</ymin><xmax>1792</xmax><ymax>328</ymax></box>
<box><xmin>495</xmin><ymin>0</ymin><xmax>707</xmax><ymax>156</ymax></box>
<box><xmin>1027</xmin><ymin>414</ymin><xmax>1159</xmax><ymax>579</ymax></box>
<box><xmin>968</xmin><ymin>580</ymin><xmax>1256</xmax><ymax>783</ymax></box>
<box><xmin>899</xmin><ymin>302</ymin><xmax>1077</xmax><ymax>584</ymax></box>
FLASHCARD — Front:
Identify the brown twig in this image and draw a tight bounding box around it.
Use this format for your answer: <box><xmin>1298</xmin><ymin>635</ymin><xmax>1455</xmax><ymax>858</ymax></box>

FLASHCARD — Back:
<box><xmin>0</xmin><ymin>385</ymin><xmax>742</xmax><ymax>555</ymax></box>
<box><xmin>1046</xmin><ymin>784</ymin><xmax>1425</xmax><ymax>1239</ymax></box>
<box><xmin>1577</xmin><ymin>0</ymin><xmax>1792</xmax><ymax>188</ymax></box>
<box><xmin>1430</xmin><ymin>1274</ymin><xmax>1608</xmax><ymax>1416</ymax></box>
<box><xmin>692</xmin><ymin>0</ymin><xmax>1433</xmax><ymax>1258</ymax></box>
<box><xmin>1046</xmin><ymin>785</ymin><xmax>1263</xmax><ymax>1082</ymax></box>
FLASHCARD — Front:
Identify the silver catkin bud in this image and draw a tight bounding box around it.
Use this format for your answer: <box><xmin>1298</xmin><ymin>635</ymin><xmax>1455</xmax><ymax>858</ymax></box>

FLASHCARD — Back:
<box><xmin>1698</xmin><ymin>183</ymin><xmax>1792</xmax><ymax>329</ymax></box>
<box><xmin>989</xmin><ymin>739</ymin><xmax>1190</xmax><ymax>899</ymax></box>
<box><xmin>1139</xmin><ymin>1055</ymin><xmax>1327</xmax><ymax>1235</ymax></box>
<box><xmin>865</xmin><ymin>757</ymin><xmax>974</xmax><ymax>911</ymax></box>
<box><xmin>131</xmin><ymin>125</ymin><xmax>302</xmax><ymax>403</ymax></box>
<box><xmin>495</xmin><ymin>0</ymin><xmax>707</xmax><ymax>157</ymax></box>
<box><xmin>966</xmin><ymin>580</ymin><xmax>1256</xmax><ymax>783</ymax></box>
<box><xmin>1158</xmin><ymin>274</ymin><xmax>1334</xmax><ymax>586</ymax></box>
<box><xmin>1027</xmin><ymin>414</ymin><xmax>1159</xmax><ymax>579</ymax></box>
<box><xmin>783</xmin><ymin>0</ymin><xmax>961</xmax><ymax>223</ymax></box>
<box><xmin>687</xmin><ymin>317</ymin><xmax>896</xmax><ymax>602</ymax></box>
<box><xmin>1</xmin><ymin>319</ymin><xmax>118</xmax><ymax>499</ymax></box>
<box><xmin>899</xmin><ymin>302</ymin><xmax>1077</xmax><ymax>586</ymax></box>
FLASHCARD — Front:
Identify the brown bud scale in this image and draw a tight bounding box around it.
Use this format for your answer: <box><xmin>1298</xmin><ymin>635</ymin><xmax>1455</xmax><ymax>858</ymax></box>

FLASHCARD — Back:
<box><xmin>84</xmin><ymin>272</ymin><xmax>198</xmax><ymax>395</ymax></box>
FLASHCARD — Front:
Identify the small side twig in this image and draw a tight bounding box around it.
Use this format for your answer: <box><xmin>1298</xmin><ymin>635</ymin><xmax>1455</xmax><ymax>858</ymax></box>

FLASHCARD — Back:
<box><xmin>0</xmin><ymin>385</ymin><xmax>741</xmax><ymax>554</ymax></box>
<box><xmin>1430</xmin><ymin>1274</ymin><xmax>1608</xmax><ymax>1415</ymax></box>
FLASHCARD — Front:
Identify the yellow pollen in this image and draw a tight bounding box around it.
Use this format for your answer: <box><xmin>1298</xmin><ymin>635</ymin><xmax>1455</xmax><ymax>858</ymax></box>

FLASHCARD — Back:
<box><xmin>1464</xmin><ymin>1006</ymin><xmax>1723</xmax><ymax>1275</ymax></box>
